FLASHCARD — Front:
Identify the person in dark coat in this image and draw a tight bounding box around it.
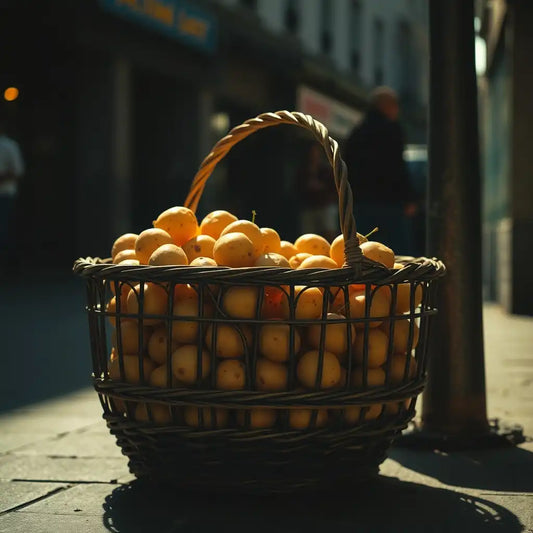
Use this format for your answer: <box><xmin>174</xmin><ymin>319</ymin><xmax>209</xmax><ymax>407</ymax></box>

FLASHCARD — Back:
<box><xmin>342</xmin><ymin>86</ymin><xmax>419</xmax><ymax>255</ymax></box>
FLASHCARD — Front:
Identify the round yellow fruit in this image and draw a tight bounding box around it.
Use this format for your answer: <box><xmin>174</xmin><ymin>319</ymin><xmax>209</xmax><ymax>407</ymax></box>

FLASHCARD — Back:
<box><xmin>199</xmin><ymin>209</ymin><xmax>238</xmax><ymax>239</ymax></box>
<box><xmin>388</xmin><ymin>354</ymin><xmax>418</xmax><ymax>384</ymax></box>
<box><xmin>237</xmin><ymin>408</ymin><xmax>277</xmax><ymax>429</ymax></box>
<box><xmin>280</xmin><ymin>286</ymin><xmax>324</xmax><ymax>320</ymax></box>
<box><xmin>113</xmin><ymin>248</ymin><xmax>137</xmax><ymax>264</ymax></box>
<box><xmin>148</xmin><ymin>243</ymin><xmax>188</xmax><ymax>266</ymax></box>
<box><xmin>108</xmin><ymin>355</ymin><xmax>155</xmax><ymax>384</ymax></box>
<box><xmin>106</xmin><ymin>292</ymin><xmax>130</xmax><ymax>328</ymax></box>
<box><xmin>360</xmin><ymin>240</ymin><xmax>395</xmax><ymax>268</ymax></box>
<box><xmin>205</xmin><ymin>324</ymin><xmax>252</xmax><ymax>359</ymax></box>
<box><xmin>351</xmin><ymin>367</ymin><xmax>386</xmax><ymax>388</ymax></box>
<box><xmin>343</xmin><ymin>403</ymin><xmax>383</xmax><ymax>425</ymax></box>
<box><xmin>288</xmin><ymin>408</ymin><xmax>328</xmax><ymax>429</ymax></box>
<box><xmin>189</xmin><ymin>256</ymin><xmax>218</xmax><ymax>267</ymax></box>
<box><xmin>152</xmin><ymin>205</ymin><xmax>198</xmax><ymax>246</ymax></box>
<box><xmin>297</xmin><ymin>349</ymin><xmax>341</xmax><ymax>389</ymax></box>
<box><xmin>220</xmin><ymin>220</ymin><xmax>263</xmax><ymax>258</ymax></box>
<box><xmin>170</xmin><ymin>298</ymin><xmax>200</xmax><ymax>344</ymax></box>
<box><xmin>354</xmin><ymin>327</ymin><xmax>389</xmax><ymax>368</ymax></box>
<box><xmin>134</xmin><ymin>402</ymin><xmax>172</xmax><ymax>424</ymax></box>
<box><xmin>394</xmin><ymin>281</ymin><xmax>423</xmax><ymax>314</ymax></box>
<box><xmin>111</xmin><ymin>320</ymin><xmax>149</xmax><ymax>355</ymax></box>
<box><xmin>149</xmin><ymin>364</ymin><xmax>180</xmax><ymax>388</ymax></box>
<box><xmin>135</xmin><ymin>228</ymin><xmax>174</xmax><ymax>264</ymax></box>
<box><xmin>333</xmin><ymin>286</ymin><xmax>391</xmax><ymax>328</ymax></box>
<box><xmin>254</xmin><ymin>253</ymin><xmax>290</xmax><ymax>268</ymax></box>
<box><xmin>329</xmin><ymin>234</ymin><xmax>345</xmax><ymax>267</ymax></box>
<box><xmin>288</xmin><ymin>252</ymin><xmax>312</xmax><ymax>269</ymax></box>
<box><xmin>147</xmin><ymin>325</ymin><xmax>175</xmax><ymax>364</ymax></box>
<box><xmin>255</xmin><ymin>358</ymin><xmax>288</xmax><ymax>391</ymax></box>
<box><xmin>298</xmin><ymin>255</ymin><xmax>338</xmax><ymax>269</ymax></box>
<box><xmin>171</xmin><ymin>345</ymin><xmax>210</xmax><ymax>384</ymax></box>
<box><xmin>216</xmin><ymin>359</ymin><xmax>247</xmax><ymax>390</ymax></box>
<box><xmin>221</xmin><ymin>285</ymin><xmax>260</xmax><ymax>318</ymax></box>
<box><xmin>117</xmin><ymin>258</ymin><xmax>140</xmax><ymax>266</ymax></box>
<box><xmin>279</xmin><ymin>240</ymin><xmax>298</xmax><ymax>260</ymax></box>
<box><xmin>111</xmin><ymin>232</ymin><xmax>138</xmax><ymax>261</ymax></box>
<box><xmin>381</xmin><ymin>319</ymin><xmax>420</xmax><ymax>354</ymax></box>
<box><xmin>260</xmin><ymin>227</ymin><xmax>281</xmax><ymax>254</ymax></box>
<box><xmin>126</xmin><ymin>282</ymin><xmax>168</xmax><ymax>325</ymax></box>
<box><xmin>183</xmin><ymin>407</ymin><xmax>228</xmax><ymax>428</ymax></box>
<box><xmin>259</xmin><ymin>322</ymin><xmax>301</xmax><ymax>363</ymax></box>
<box><xmin>182</xmin><ymin>234</ymin><xmax>216</xmax><ymax>262</ymax></box>
<box><xmin>294</xmin><ymin>233</ymin><xmax>330</xmax><ymax>256</ymax></box>
<box><xmin>306</xmin><ymin>312</ymin><xmax>355</xmax><ymax>356</ymax></box>
<box><xmin>213</xmin><ymin>232</ymin><xmax>255</xmax><ymax>267</ymax></box>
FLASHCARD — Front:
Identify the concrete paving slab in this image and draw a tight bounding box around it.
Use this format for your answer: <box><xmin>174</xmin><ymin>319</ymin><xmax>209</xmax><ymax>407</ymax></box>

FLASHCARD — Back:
<box><xmin>0</xmin><ymin>512</ymin><xmax>107</xmax><ymax>533</ymax></box>
<box><xmin>0</xmin><ymin>481</ymin><xmax>68</xmax><ymax>514</ymax></box>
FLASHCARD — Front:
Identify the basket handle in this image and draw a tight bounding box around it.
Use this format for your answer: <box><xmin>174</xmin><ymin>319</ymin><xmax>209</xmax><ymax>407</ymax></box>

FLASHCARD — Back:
<box><xmin>184</xmin><ymin>110</ymin><xmax>363</xmax><ymax>269</ymax></box>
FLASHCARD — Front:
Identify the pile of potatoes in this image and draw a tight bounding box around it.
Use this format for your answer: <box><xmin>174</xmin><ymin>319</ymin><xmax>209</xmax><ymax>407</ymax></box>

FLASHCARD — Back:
<box><xmin>105</xmin><ymin>205</ymin><xmax>424</xmax><ymax>430</ymax></box>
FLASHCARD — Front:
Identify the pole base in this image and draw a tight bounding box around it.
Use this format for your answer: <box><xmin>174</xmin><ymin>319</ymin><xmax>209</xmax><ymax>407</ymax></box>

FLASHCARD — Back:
<box><xmin>393</xmin><ymin>418</ymin><xmax>526</xmax><ymax>452</ymax></box>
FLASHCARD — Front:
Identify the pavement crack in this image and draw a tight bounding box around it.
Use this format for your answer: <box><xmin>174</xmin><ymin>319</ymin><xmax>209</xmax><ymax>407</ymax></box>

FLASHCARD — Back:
<box><xmin>0</xmin><ymin>484</ymin><xmax>73</xmax><ymax>516</ymax></box>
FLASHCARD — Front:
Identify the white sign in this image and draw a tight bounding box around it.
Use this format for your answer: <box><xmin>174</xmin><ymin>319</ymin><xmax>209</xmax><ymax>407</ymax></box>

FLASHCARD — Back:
<box><xmin>296</xmin><ymin>86</ymin><xmax>363</xmax><ymax>139</ymax></box>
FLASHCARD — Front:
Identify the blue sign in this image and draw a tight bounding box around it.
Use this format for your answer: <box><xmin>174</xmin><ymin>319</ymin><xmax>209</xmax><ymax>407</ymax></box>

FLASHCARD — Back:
<box><xmin>99</xmin><ymin>0</ymin><xmax>217</xmax><ymax>54</ymax></box>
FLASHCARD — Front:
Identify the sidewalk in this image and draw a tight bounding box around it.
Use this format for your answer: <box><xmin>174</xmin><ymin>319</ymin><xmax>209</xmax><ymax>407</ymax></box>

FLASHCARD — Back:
<box><xmin>0</xmin><ymin>290</ymin><xmax>532</xmax><ymax>532</ymax></box>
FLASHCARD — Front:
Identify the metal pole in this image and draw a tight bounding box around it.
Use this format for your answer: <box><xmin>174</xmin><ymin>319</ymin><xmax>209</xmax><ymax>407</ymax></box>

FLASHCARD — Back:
<box><xmin>397</xmin><ymin>0</ymin><xmax>522</xmax><ymax>449</ymax></box>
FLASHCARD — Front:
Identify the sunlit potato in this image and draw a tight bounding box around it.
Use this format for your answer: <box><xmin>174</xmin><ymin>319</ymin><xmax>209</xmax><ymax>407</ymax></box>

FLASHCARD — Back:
<box><xmin>219</xmin><ymin>219</ymin><xmax>264</xmax><ymax>259</ymax></box>
<box><xmin>353</xmin><ymin>327</ymin><xmax>389</xmax><ymax>368</ymax></box>
<box><xmin>259</xmin><ymin>322</ymin><xmax>301</xmax><ymax>363</ymax></box>
<box><xmin>294</xmin><ymin>233</ymin><xmax>331</xmax><ymax>256</ymax></box>
<box><xmin>152</xmin><ymin>205</ymin><xmax>199</xmax><ymax>247</ymax></box>
<box><xmin>296</xmin><ymin>349</ymin><xmax>341</xmax><ymax>389</ymax></box>
<box><xmin>280</xmin><ymin>286</ymin><xmax>324</xmax><ymax>320</ymax></box>
<box><xmin>260</xmin><ymin>227</ymin><xmax>281</xmax><ymax>254</ymax></box>
<box><xmin>111</xmin><ymin>232</ymin><xmax>138</xmax><ymax>261</ymax></box>
<box><xmin>182</xmin><ymin>234</ymin><xmax>216</xmax><ymax>262</ymax></box>
<box><xmin>148</xmin><ymin>243</ymin><xmax>188</xmax><ymax>266</ymax></box>
<box><xmin>126</xmin><ymin>282</ymin><xmax>168</xmax><ymax>326</ymax></box>
<box><xmin>199</xmin><ymin>209</ymin><xmax>238</xmax><ymax>239</ymax></box>
<box><xmin>205</xmin><ymin>324</ymin><xmax>252</xmax><ymax>359</ymax></box>
<box><xmin>135</xmin><ymin>228</ymin><xmax>174</xmax><ymax>264</ymax></box>
<box><xmin>171</xmin><ymin>345</ymin><xmax>210</xmax><ymax>385</ymax></box>
<box><xmin>213</xmin><ymin>232</ymin><xmax>255</xmax><ymax>267</ymax></box>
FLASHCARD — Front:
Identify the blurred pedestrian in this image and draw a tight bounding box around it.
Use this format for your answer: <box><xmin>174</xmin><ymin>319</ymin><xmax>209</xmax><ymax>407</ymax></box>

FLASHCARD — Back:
<box><xmin>295</xmin><ymin>140</ymin><xmax>338</xmax><ymax>242</ymax></box>
<box><xmin>342</xmin><ymin>86</ymin><xmax>418</xmax><ymax>255</ymax></box>
<box><xmin>0</xmin><ymin>111</ymin><xmax>25</xmax><ymax>273</ymax></box>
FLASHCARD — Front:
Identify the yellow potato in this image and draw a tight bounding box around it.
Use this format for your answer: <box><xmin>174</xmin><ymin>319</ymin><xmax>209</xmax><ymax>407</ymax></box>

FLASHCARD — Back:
<box><xmin>117</xmin><ymin>258</ymin><xmax>140</xmax><ymax>266</ymax></box>
<box><xmin>255</xmin><ymin>358</ymin><xmax>288</xmax><ymax>391</ymax></box>
<box><xmin>288</xmin><ymin>408</ymin><xmax>328</xmax><ymax>429</ymax></box>
<box><xmin>360</xmin><ymin>240</ymin><xmax>395</xmax><ymax>268</ymax></box>
<box><xmin>237</xmin><ymin>408</ymin><xmax>277</xmax><ymax>429</ymax></box>
<box><xmin>280</xmin><ymin>286</ymin><xmax>324</xmax><ymax>320</ymax></box>
<box><xmin>135</xmin><ymin>228</ymin><xmax>174</xmax><ymax>264</ymax></box>
<box><xmin>260</xmin><ymin>227</ymin><xmax>281</xmax><ymax>254</ymax></box>
<box><xmin>148</xmin><ymin>243</ymin><xmax>188</xmax><ymax>266</ymax></box>
<box><xmin>297</xmin><ymin>255</ymin><xmax>339</xmax><ymax>269</ymax></box>
<box><xmin>279</xmin><ymin>240</ymin><xmax>298</xmax><ymax>260</ymax></box>
<box><xmin>343</xmin><ymin>403</ymin><xmax>383</xmax><ymax>425</ymax></box>
<box><xmin>108</xmin><ymin>355</ymin><xmax>155</xmax><ymax>384</ymax></box>
<box><xmin>171</xmin><ymin>299</ymin><xmax>200</xmax><ymax>344</ymax></box>
<box><xmin>134</xmin><ymin>402</ymin><xmax>172</xmax><ymax>424</ymax></box>
<box><xmin>147</xmin><ymin>325</ymin><xmax>176</xmax><ymax>364</ymax></box>
<box><xmin>306</xmin><ymin>312</ymin><xmax>355</xmax><ymax>356</ymax></box>
<box><xmin>113</xmin><ymin>248</ymin><xmax>138</xmax><ymax>264</ymax></box>
<box><xmin>111</xmin><ymin>232</ymin><xmax>138</xmax><ymax>261</ymax></box>
<box><xmin>152</xmin><ymin>205</ymin><xmax>199</xmax><ymax>246</ymax></box>
<box><xmin>199</xmin><ymin>209</ymin><xmax>238</xmax><ymax>239</ymax></box>
<box><xmin>126</xmin><ymin>282</ymin><xmax>168</xmax><ymax>325</ymax></box>
<box><xmin>106</xmin><ymin>293</ymin><xmax>129</xmax><ymax>327</ymax></box>
<box><xmin>294</xmin><ymin>233</ymin><xmax>331</xmax><ymax>256</ymax></box>
<box><xmin>182</xmin><ymin>234</ymin><xmax>216</xmax><ymax>262</ymax></box>
<box><xmin>259</xmin><ymin>322</ymin><xmax>301</xmax><ymax>363</ymax></box>
<box><xmin>171</xmin><ymin>345</ymin><xmax>210</xmax><ymax>384</ymax></box>
<box><xmin>149</xmin><ymin>364</ymin><xmax>183</xmax><ymax>388</ymax></box>
<box><xmin>213</xmin><ymin>232</ymin><xmax>255</xmax><ymax>267</ymax></box>
<box><xmin>222</xmin><ymin>285</ymin><xmax>260</xmax><ymax>318</ymax></box>
<box><xmin>254</xmin><ymin>253</ymin><xmax>290</xmax><ymax>268</ymax></box>
<box><xmin>351</xmin><ymin>367</ymin><xmax>386</xmax><ymax>388</ymax></box>
<box><xmin>296</xmin><ymin>349</ymin><xmax>341</xmax><ymax>389</ymax></box>
<box><xmin>354</xmin><ymin>327</ymin><xmax>389</xmax><ymax>368</ymax></box>
<box><xmin>183</xmin><ymin>407</ymin><xmax>228</xmax><ymax>428</ymax></box>
<box><xmin>383</xmin><ymin>400</ymin><xmax>412</xmax><ymax>416</ymax></box>
<box><xmin>380</xmin><ymin>319</ymin><xmax>420</xmax><ymax>354</ymax></box>
<box><xmin>394</xmin><ymin>280</ymin><xmax>423</xmax><ymax>313</ymax></box>
<box><xmin>288</xmin><ymin>252</ymin><xmax>312</xmax><ymax>269</ymax></box>
<box><xmin>173</xmin><ymin>283</ymin><xmax>199</xmax><ymax>302</ymax></box>
<box><xmin>205</xmin><ymin>324</ymin><xmax>252</xmax><ymax>359</ymax></box>
<box><xmin>387</xmin><ymin>354</ymin><xmax>418</xmax><ymax>384</ymax></box>
<box><xmin>329</xmin><ymin>234</ymin><xmax>345</xmax><ymax>267</ymax></box>
<box><xmin>215</xmin><ymin>359</ymin><xmax>247</xmax><ymax>390</ymax></box>
<box><xmin>220</xmin><ymin>220</ymin><xmax>263</xmax><ymax>258</ymax></box>
<box><xmin>111</xmin><ymin>320</ymin><xmax>150</xmax><ymax>355</ymax></box>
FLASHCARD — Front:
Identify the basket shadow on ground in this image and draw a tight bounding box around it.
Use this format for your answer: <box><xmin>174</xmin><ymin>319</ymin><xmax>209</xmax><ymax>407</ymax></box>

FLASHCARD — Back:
<box><xmin>388</xmin><ymin>440</ymin><xmax>533</xmax><ymax>493</ymax></box>
<box><xmin>101</xmin><ymin>476</ymin><xmax>524</xmax><ymax>533</ymax></box>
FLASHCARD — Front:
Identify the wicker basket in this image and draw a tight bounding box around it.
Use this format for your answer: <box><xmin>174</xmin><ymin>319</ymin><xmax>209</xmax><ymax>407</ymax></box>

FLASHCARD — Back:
<box><xmin>73</xmin><ymin>111</ymin><xmax>446</xmax><ymax>493</ymax></box>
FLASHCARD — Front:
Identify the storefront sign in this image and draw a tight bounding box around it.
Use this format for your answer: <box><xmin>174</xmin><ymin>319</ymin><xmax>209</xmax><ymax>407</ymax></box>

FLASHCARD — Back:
<box><xmin>99</xmin><ymin>0</ymin><xmax>217</xmax><ymax>54</ymax></box>
<box><xmin>296</xmin><ymin>86</ymin><xmax>362</xmax><ymax>139</ymax></box>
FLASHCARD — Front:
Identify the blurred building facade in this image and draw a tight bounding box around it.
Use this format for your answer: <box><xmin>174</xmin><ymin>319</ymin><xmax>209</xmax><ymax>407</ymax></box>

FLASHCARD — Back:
<box><xmin>477</xmin><ymin>0</ymin><xmax>533</xmax><ymax>315</ymax></box>
<box><xmin>1</xmin><ymin>0</ymin><xmax>429</xmax><ymax>270</ymax></box>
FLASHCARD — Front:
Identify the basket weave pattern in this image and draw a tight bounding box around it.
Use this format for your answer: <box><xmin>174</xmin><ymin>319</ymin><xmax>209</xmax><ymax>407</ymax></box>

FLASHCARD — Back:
<box><xmin>74</xmin><ymin>111</ymin><xmax>445</xmax><ymax>492</ymax></box>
